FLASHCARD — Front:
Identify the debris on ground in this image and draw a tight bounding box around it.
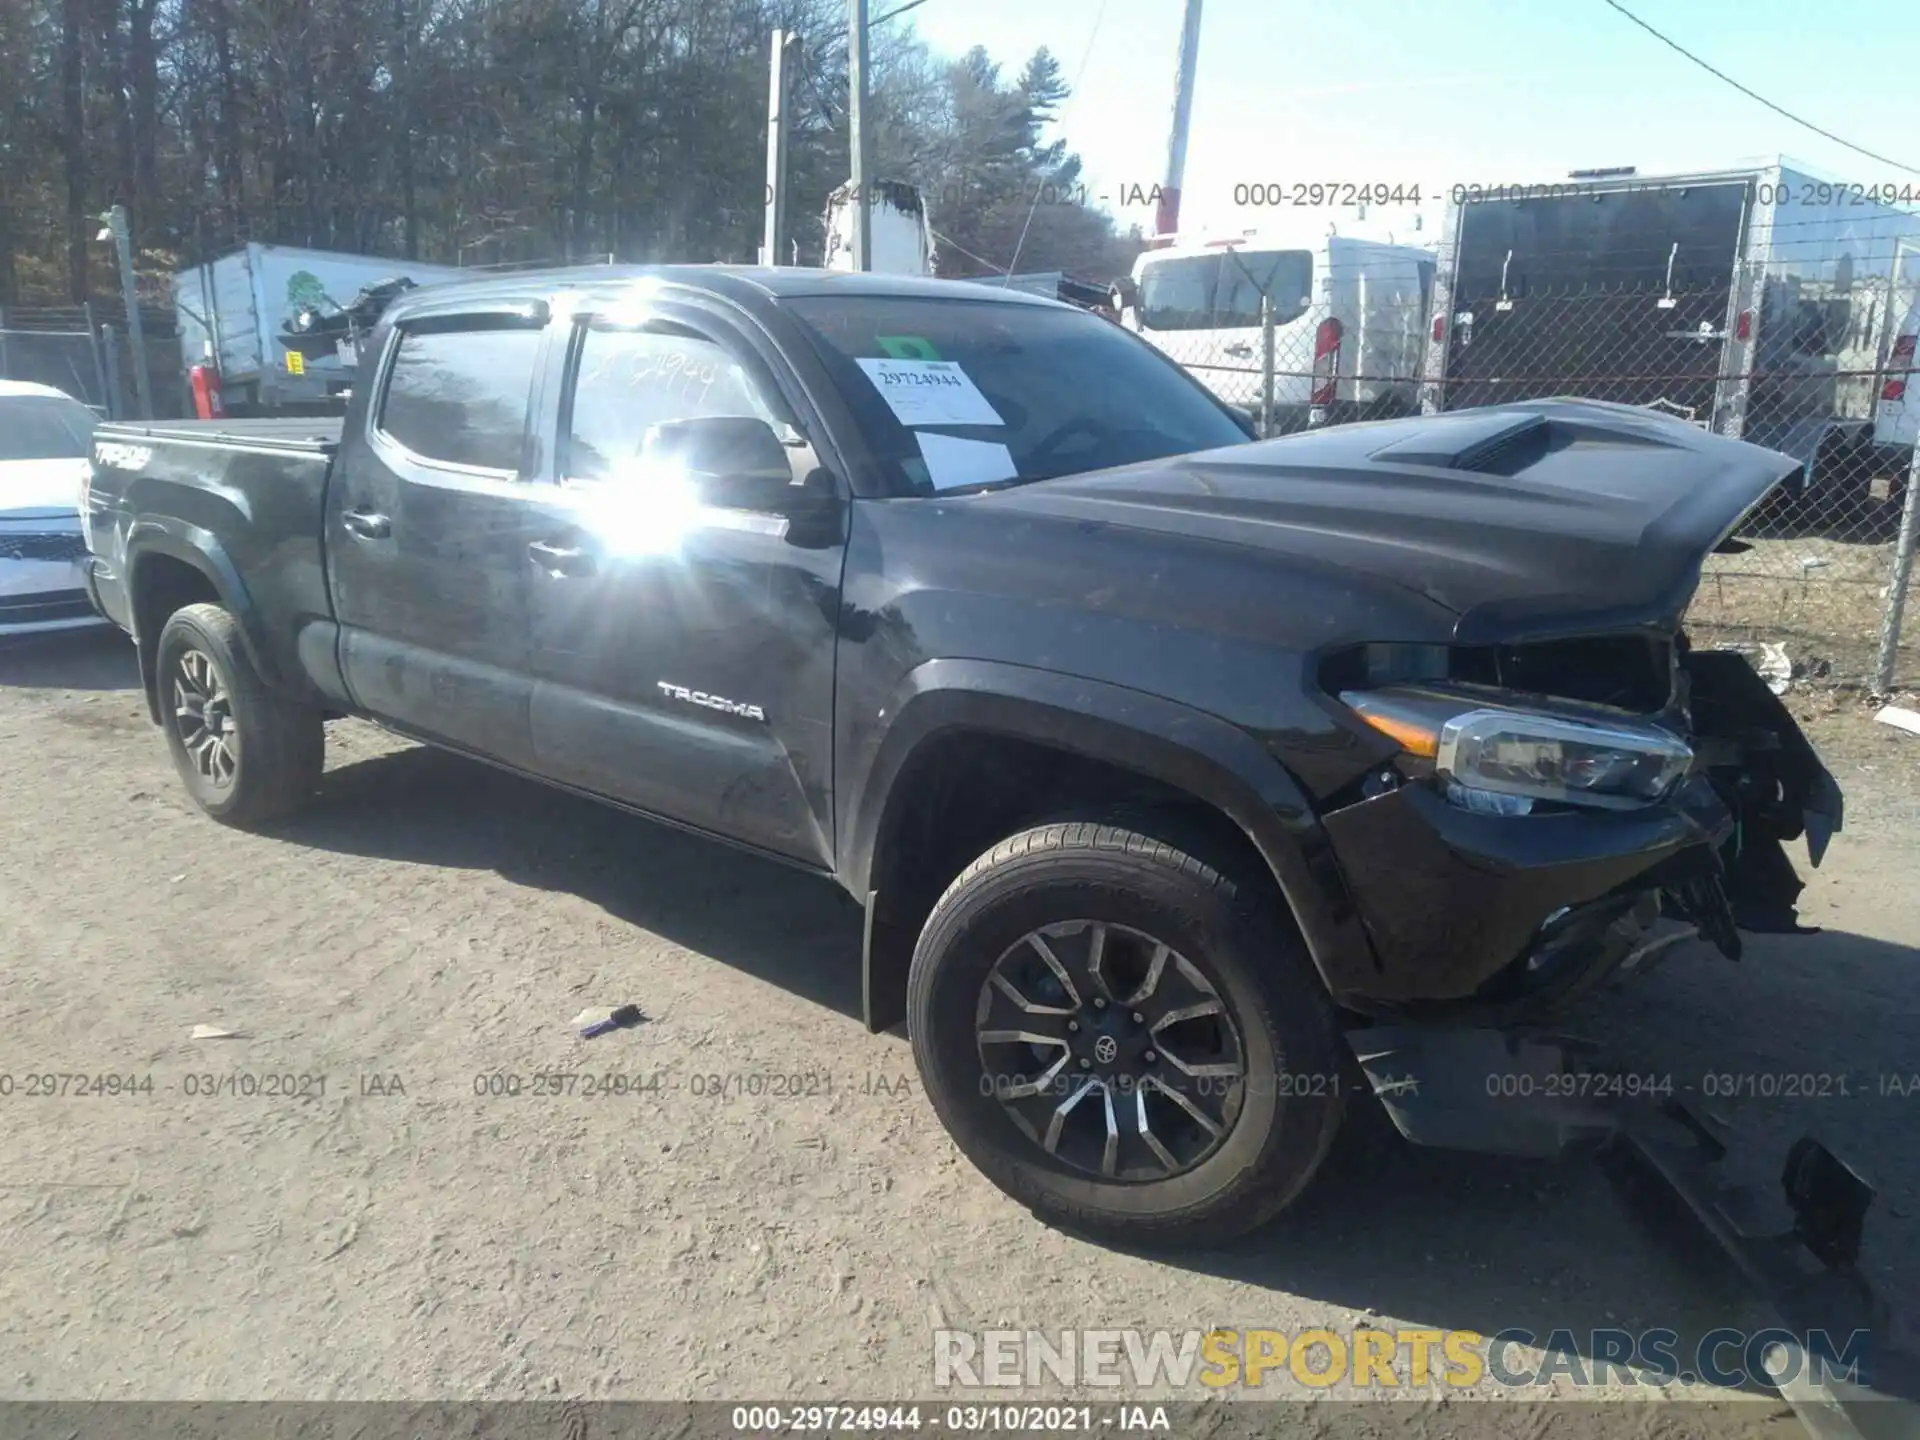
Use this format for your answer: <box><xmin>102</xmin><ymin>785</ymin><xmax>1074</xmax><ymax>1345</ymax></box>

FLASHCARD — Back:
<box><xmin>1739</xmin><ymin>641</ymin><xmax>1793</xmax><ymax>695</ymax></box>
<box><xmin>1876</xmin><ymin>705</ymin><xmax>1920</xmax><ymax>737</ymax></box>
<box><xmin>575</xmin><ymin>1004</ymin><xmax>647</xmax><ymax>1039</ymax></box>
<box><xmin>188</xmin><ymin>1024</ymin><xmax>240</xmax><ymax>1040</ymax></box>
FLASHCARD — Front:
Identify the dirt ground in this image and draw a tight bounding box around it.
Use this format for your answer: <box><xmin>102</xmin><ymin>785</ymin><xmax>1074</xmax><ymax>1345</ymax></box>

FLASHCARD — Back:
<box><xmin>1693</xmin><ymin>535</ymin><xmax>1916</xmax><ymax>689</ymax></box>
<box><xmin>1</xmin><ymin>627</ymin><xmax>1916</xmax><ymax>1414</ymax></box>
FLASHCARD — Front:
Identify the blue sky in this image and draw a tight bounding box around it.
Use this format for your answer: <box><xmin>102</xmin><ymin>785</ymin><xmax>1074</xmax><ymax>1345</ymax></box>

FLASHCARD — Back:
<box><xmin>905</xmin><ymin>0</ymin><xmax>1919</xmax><ymax>238</ymax></box>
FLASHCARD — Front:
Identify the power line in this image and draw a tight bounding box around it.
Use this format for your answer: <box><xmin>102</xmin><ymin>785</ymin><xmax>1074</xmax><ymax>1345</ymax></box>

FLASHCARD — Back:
<box><xmin>928</xmin><ymin>227</ymin><xmax>1007</xmax><ymax>272</ymax></box>
<box><xmin>871</xmin><ymin>0</ymin><xmax>932</xmax><ymax>26</ymax></box>
<box><xmin>1599</xmin><ymin>0</ymin><xmax>1920</xmax><ymax>178</ymax></box>
<box><xmin>1001</xmin><ymin>0</ymin><xmax>1110</xmax><ymax>280</ymax></box>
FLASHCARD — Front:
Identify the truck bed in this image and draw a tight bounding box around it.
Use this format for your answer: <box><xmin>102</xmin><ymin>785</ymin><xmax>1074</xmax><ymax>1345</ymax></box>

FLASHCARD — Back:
<box><xmin>85</xmin><ymin>414</ymin><xmax>340</xmax><ymax>655</ymax></box>
<box><xmin>94</xmin><ymin>416</ymin><xmax>342</xmax><ymax>456</ymax></box>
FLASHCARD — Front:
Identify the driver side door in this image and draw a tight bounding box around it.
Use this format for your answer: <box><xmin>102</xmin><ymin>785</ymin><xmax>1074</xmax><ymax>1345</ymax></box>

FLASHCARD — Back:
<box><xmin>521</xmin><ymin>305</ymin><xmax>847</xmax><ymax>868</ymax></box>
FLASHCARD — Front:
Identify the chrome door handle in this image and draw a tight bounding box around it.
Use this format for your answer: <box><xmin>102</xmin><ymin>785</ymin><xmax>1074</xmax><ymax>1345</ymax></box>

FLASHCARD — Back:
<box><xmin>341</xmin><ymin>508</ymin><xmax>391</xmax><ymax>539</ymax></box>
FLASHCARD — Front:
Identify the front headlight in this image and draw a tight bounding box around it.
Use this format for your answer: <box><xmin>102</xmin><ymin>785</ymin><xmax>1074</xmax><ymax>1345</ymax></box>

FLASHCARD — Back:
<box><xmin>1342</xmin><ymin>689</ymin><xmax>1692</xmax><ymax>813</ymax></box>
<box><xmin>1436</xmin><ymin>708</ymin><xmax>1691</xmax><ymax>811</ymax></box>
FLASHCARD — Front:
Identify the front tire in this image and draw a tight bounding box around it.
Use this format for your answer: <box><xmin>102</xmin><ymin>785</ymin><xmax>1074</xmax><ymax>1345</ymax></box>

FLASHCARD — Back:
<box><xmin>155</xmin><ymin>603</ymin><xmax>323</xmax><ymax>826</ymax></box>
<box><xmin>907</xmin><ymin>819</ymin><xmax>1345</xmax><ymax>1245</ymax></box>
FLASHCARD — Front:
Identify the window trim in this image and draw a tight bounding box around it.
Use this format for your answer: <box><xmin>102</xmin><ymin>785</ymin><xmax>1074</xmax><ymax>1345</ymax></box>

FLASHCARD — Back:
<box><xmin>368</xmin><ymin>315</ymin><xmax>548</xmax><ymax>485</ymax></box>
<box><xmin>555</xmin><ymin>311</ymin><xmax>789</xmax><ymax>487</ymax></box>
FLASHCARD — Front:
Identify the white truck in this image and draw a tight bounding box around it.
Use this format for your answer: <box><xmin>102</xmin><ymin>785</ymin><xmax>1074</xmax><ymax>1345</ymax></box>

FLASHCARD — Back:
<box><xmin>1114</xmin><ymin>219</ymin><xmax>1435</xmax><ymax>434</ymax></box>
<box><xmin>172</xmin><ymin>244</ymin><xmax>463</xmax><ymax>413</ymax></box>
<box><xmin>821</xmin><ymin>180</ymin><xmax>936</xmax><ymax>277</ymax></box>
<box><xmin>1419</xmin><ymin>160</ymin><xmax>1920</xmax><ymax>512</ymax></box>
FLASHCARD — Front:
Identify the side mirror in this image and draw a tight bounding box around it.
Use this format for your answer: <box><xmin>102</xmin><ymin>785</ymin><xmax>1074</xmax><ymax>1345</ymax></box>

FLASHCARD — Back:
<box><xmin>639</xmin><ymin>415</ymin><xmax>795</xmax><ymax>509</ymax></box>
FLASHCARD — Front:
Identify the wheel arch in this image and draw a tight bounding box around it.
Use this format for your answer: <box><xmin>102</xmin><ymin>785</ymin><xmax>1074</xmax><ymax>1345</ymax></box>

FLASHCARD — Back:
<box><xmin>126</xmin><ymin>522</ymin><xmax>279</xmax><ymax>724</ymax></box>
<box><xmin>844</xmin><ymin>660</ymin><xmax>1376</xmax><ymax>1031</ymax></box>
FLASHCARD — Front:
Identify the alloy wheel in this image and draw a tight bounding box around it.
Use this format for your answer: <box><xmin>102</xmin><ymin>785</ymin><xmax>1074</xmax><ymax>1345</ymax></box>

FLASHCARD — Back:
<box><xmin>172</xmin><ymin>648</ymin><xmax>239</xmax><ymax>788</ymax></box>
<box><xmin>974</xmin><ymin>920</ymin><xmax>1248</xmax><ymax>1181</ymax></box>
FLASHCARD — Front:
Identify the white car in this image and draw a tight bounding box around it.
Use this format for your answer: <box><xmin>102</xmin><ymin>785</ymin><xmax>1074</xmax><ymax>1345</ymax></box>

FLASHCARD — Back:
<box><xmin>0</xmin><ymin>380</ymin><xmax>105</xmax><ymax>637</ymax></box>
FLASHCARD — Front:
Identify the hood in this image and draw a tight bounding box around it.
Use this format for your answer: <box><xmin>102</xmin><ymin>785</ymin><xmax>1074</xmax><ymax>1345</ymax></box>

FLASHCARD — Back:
<box><xmin>0</xmin><ymin>457</ymin><xmax>89</xmax><ymax>523</ymax></box>
<box><xmin>991</xmin><ymin>399</ymin><xmax>1801</xmax><ymax>644</ymax></box>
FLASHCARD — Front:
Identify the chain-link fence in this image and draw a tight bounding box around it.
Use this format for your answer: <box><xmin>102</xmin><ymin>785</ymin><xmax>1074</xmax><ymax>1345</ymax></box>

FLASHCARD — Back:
<box><xmin>0</xmin><ymin>326</ymin><xmax>111</xmax><ymax>412</ymax></box>
<box><xmin>0</xmin><ymin>302</ymin><xmax>183</xmax><ymax>420</ymax></box>
<box><xmin>1124</xmin><ymin>193</ymin><xmax>1920</xmax><ymax>694</ymax></box>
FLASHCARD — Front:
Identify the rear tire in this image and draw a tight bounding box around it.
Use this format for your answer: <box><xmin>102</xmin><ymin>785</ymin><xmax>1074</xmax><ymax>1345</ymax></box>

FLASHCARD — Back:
<box><xmin>907</xmin><ymin>818</ymin><xmax>1345</xmax><ymax>1245</ymax></box>
<box><xmin>155</xmin><ymin>603</ymin><xmax>323</xmax><ymax>826</ymax></box>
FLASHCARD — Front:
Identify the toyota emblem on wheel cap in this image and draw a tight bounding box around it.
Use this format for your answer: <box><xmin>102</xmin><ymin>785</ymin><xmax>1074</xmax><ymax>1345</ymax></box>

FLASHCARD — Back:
<box><xmin>1094</xmin><ymin>1035</ymin><xmax>1118</xmax><ymax>1064</ymax></box>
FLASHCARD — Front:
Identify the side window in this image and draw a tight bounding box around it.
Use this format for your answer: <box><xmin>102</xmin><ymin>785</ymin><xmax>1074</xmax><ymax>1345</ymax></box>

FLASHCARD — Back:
<box><xmin>564</xmin><ymin>327</ymin><xmax>774</xmax><ymax>483</ymax></box>
<box><xmin>377</xmin><ymin>323</ymin><xmax>543</xmax><ymax>472</ymax></box>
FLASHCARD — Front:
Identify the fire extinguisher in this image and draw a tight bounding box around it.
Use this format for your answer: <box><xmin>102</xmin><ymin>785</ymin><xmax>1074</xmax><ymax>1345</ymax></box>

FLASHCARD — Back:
<box><xmin>189</xmin><ymin>363</ymin><xmax>226</xmax><ymax>420</ymax></box>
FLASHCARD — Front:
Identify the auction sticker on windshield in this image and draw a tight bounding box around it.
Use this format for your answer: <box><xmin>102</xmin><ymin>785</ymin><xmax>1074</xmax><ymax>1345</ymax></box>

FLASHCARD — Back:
<box><xmin>855</xmin><ymin>358</ymin><xmax>1004</xmax><ymax>428</ymax></box>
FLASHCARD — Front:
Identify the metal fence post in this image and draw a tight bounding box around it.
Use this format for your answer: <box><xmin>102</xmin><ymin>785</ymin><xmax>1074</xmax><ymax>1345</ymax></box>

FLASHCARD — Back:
<box><xmin>83</xmin><ymin>300</ymin><xmax>111</xmax><ymax>413</ymax></box>
<box><xmin>1259</xmin><ymin>294</ymin><xmax>1275</xmax><ymax>438</ymax></box>
<box><xmin>100</xmin><ymin>323</ymin><xmax>125</xmax><ymax>420</ymax></box>
<box><xmin>1874</xmin><ymin>447</ymin><xmax>1920</xmax><ymax>695</ymax></box>
<box><xmin>104</xmin><ymin>205</ymin><xmax>154</xmax><ymax>419</ymax></box>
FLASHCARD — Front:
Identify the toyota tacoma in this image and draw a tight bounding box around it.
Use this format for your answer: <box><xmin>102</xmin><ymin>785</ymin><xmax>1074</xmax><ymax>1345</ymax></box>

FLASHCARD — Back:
<box><xmin>80</xmin><ymin>266</ymin><xmax>1843</xmax><ymax>1244</ymax></box>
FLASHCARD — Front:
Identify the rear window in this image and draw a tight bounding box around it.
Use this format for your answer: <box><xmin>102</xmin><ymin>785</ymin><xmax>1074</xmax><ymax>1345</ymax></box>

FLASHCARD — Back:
<box><xmin>786</xmin><ymin>294</ymin><xmax>1250</xmax><ymax>496</ymax></box>
<box><xmin>0</xmin><ymin>395</ymin><xmax>96</xmax><ymax>461</ymax></box>
<box><xmin>1137</xmin><ymin>250</ymin><xmax>1312</xmax><ymax>331</ymax></box>
<box><xmin>377</xmin><ymin>323</ymin><xmax>542</xmax><ymax>472</ymax></box>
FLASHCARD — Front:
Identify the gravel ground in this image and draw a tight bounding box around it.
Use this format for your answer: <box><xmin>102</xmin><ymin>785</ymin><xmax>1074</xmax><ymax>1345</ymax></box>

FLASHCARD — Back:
<box><xmin>0</xmin><ymin>627</ymin><xmax>1915</xmax><ymax>1414</ymax></box>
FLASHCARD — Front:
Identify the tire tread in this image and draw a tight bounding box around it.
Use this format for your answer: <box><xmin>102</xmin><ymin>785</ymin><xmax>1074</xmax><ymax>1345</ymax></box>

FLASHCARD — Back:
<box><xmin>158</xmin><ymin>603</ymin><xmax>322</xmax><ymax>826</ymax></box>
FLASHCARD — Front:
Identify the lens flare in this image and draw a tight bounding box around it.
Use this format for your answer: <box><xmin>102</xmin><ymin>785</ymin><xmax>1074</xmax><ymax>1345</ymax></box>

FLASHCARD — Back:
<box><xmin>568</xmin><ymin>458</ymin><xmax>704</xmax><ymax>558</ymax></box>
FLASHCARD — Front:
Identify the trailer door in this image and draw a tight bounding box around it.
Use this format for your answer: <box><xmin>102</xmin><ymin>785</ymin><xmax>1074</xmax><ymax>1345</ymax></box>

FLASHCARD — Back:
<box><xmin>1441</xmin><ymin>181</ymin><xmax>1752</xmax><ymax>421</ymax></box>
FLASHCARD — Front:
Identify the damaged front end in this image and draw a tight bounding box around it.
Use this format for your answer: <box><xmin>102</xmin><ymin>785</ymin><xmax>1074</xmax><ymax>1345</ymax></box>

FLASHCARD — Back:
<box><xmin>1265</xmin><ymin>402</ymin><xmax>1898</xmax><ymax>1426</ymax></box>
<box><xmin>1315</xmin><ymin>628</ymin><xmax>1844</xmax><ymax>1023</ymax></box>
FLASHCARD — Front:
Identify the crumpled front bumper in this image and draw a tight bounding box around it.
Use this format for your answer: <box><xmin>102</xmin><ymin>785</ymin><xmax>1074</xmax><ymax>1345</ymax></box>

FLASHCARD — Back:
<box><xmin>1345</xmin><ymin>1025</ymin><xmax>1920</xmax><ymax>1434</ymax></box>
<box><xmin>1318</xmin><ymin>774</ymin><xmax>1732</xmax><ymax>1010</ymax></box>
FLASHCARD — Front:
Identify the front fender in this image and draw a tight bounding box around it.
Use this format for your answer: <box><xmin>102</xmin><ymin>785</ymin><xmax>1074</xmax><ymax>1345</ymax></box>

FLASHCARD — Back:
<box><xmin>842</xmin><ymin>658</ymin><xmax>1381</xmax><ymax>1007</ymax></box>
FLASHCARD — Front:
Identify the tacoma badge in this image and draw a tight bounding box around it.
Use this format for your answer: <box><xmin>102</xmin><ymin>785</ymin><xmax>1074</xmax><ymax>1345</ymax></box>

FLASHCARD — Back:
<box><xmin>656</xmin><ymin>681</ymin><xmax>766</xmax><ymax>721</ymax></box>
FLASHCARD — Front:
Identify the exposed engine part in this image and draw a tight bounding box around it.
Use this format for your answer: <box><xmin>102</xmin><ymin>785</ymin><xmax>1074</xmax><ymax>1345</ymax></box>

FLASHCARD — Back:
<box><xmin>1667</xmin><ymin>874</ymin><xmax>1743</xmax><ymax>960</ymax></box>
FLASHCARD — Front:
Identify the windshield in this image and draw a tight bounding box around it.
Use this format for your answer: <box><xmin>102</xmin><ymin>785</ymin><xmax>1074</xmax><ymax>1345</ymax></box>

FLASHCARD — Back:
<box><xmin>0</xmin><ymin>395</ymin><xmax>97</xmax><ymax>461</ymax></box>
<box><xmin>1137</xmin><ymin>250</ymin><xmax>1313</xmax><ymax>331</ymax></box>
<box><xmin>785</xmin><ymin>295</ymin><xmax>1251</xmax><ymax>495</ymax></box>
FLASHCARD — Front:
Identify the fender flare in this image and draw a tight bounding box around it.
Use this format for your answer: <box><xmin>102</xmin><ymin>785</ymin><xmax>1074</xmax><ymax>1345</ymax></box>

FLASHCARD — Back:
<box><xmin>845</xmin><ymin>659</ymin><xmax>1378</xmax><ymax>1027</ymax></box>
<box><xmin>125</xmin><ymin>520</ymin><xmax>281</xmax><ymax>720</ymax></box>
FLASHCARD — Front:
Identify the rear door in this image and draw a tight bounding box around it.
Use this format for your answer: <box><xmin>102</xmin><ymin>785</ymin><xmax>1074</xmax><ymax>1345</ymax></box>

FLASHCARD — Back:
<box><xmin>1442</xmin><ymin>181</ymin><xmax>1752</xmax><ymax>419</ymax></box>
<box><xmin>518</xmin><ymin>300</ymin><xmax>846</xmax><ymax>867</ymax></box>
<box><xmin>325</xmin><ymin>301</ymin><xmax>551</xmax><ymax>767</ymax></box>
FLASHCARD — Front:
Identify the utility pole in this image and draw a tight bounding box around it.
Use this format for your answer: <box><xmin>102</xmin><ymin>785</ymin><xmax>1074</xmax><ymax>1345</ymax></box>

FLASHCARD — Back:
<box><xmin>848</xmin><ymin>0</ymin><xmax>873</xmax><ymax>271</ymax></box>
<box><xmin>762</xmin><ymin>30</ymin><xmax>796</xmax><ymax>266</ymax></box>
<box><xmin>1155</xmin><ymin>0</ymin><xmax>1204</xmax><ymax>244</ymax></box>
<box><xmin>99</xmin><ymin>204</ymin><xmax>152</xmax><ymax>419</ymax></box>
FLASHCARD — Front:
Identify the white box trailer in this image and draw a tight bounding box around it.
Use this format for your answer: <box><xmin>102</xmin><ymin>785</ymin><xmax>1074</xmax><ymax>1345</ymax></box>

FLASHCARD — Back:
<box><xmin>173</xmin><ymin>244</ymin><xmax>464</xmax><ymax>413</ymax></box>
<box><xmin>1418</xmin><ymin>161</ymin><xmax>1920</xmax><ymax>500</ymax></box>
<box><xmin>822</xmin><ymin>180</ymin><xmax>935</xmax><ymax>277</ymax></box>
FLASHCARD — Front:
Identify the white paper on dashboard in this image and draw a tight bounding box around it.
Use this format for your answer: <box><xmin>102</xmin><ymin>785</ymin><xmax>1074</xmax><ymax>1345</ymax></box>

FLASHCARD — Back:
<box><xmin>916</xmin><ymin>432</ymin><xmax>1019</xmax><ymax>491</ymax></box>
<box><xmin>855</xmin><ymin>358</ymin><xmax>1005</xmax><ymax>427</ymax></box>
